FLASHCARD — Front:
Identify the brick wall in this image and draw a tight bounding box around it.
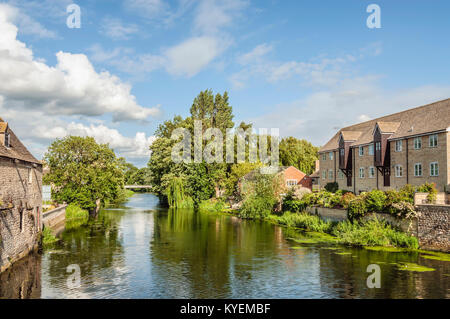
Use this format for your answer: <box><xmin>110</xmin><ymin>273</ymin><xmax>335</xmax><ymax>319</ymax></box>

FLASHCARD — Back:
<box><xmin>0</xmin><ymin>158</ymin><xmax>43</xmax><ymax>273</ymax></box>
<box><xmin>417</xmin><ymin>204</ymin><xmax>450</xmax><ymax>252</ymax></box>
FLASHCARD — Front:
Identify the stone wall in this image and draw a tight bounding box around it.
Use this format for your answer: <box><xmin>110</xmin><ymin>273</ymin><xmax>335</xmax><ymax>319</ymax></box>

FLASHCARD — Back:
<box><xmin>0</xmin><ymin>158</ymin><xmax>43</xmax><ymax>273</ymax></box>
<box><xmin>417</xmin><ymin>204</ymin><xmax>450</xmax><ymax>252</ymax></box>
<box><xmin>43</xmin><ymin>205</ymin><xmax>67</xmax><ymax>236</ymax></box>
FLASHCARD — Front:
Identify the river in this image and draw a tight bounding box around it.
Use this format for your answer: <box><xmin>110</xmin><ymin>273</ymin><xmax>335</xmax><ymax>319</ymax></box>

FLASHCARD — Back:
<box><xmin>0</xmin><ymin>193</ymin><xmax>448</xmax><ymax>299</ymax></box>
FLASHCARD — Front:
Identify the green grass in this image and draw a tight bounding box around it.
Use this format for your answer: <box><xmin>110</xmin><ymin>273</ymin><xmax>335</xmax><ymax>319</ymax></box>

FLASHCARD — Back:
<box><xmin>65</xmin><ymin>204</ymin><xmax>89</xmax><ymax>230</ymax></box>
<box><xmin>268</xmin><ymin>212</ymin><xmax>334</xmax><ymax>233</ymax></box>
<box><xmin>42</xmin><ymin>227</ymin><xmax>59</xmax><ymax>246</ymax></box>
<box><xmin>198</xmin><ymin>199</ymin><xmax>226</xmax><ymax>213</ymax></box>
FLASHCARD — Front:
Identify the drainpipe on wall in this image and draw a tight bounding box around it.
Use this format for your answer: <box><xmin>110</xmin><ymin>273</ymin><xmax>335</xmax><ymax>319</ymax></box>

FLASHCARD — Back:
<box><xmin>334</xmin><ymin>150</ymin><xmax>337</xmax><ymax>183</ymax></box>
<box><xmin>353</xmin><ymin>147</ymin><xmax>356</xmax><ymax>194</ymax></box>
<box><xmin>406</xmin><ymin>138</ymin><xmax>409</xmax><ymax>184</ymax></box>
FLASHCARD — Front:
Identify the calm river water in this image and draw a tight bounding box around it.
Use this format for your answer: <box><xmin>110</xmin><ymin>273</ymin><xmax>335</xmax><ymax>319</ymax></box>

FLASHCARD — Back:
<box><xmin>0</xmin><ymin>193</ymin><xmax>448</xmax><ymax>299</ymax></box>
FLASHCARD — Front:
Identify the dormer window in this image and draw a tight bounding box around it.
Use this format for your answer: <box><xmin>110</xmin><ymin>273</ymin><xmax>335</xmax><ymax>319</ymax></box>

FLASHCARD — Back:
<box><xmin>5</xmin><ymin>132</ymin><xmax>11</xmax><ymax>148</ymax></box>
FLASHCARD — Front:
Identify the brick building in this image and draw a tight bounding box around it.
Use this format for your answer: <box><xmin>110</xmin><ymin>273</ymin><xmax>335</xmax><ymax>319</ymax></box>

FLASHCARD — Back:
<box><xmin>0</xmin><ymin>117</ymin><xmax>43</xmax><ymax>273</ymax></box>
<box><xmin>318</xmin><ymin>99</ymin><xmax>450</xmax><ymax>194</ymax></box>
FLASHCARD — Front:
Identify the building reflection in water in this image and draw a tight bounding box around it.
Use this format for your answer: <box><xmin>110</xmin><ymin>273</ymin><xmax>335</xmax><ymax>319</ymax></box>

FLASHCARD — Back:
<box><xmin>0</xmin><ymin>252</ymin><xmax>41</xmax><ymax>299</ymax></box>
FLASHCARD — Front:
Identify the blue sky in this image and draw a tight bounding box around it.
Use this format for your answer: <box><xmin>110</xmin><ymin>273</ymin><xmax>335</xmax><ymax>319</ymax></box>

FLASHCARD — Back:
<box><xmin>1</xmin><ymin>0</ymin><xmax>450</xmax><ymax>167</ymax></box>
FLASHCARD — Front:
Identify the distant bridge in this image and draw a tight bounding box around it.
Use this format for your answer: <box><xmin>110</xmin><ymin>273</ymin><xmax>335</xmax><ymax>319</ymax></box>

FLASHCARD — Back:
<box><xmin>124</xmin><ymin>185</ymin><xmax>153</xmax><ymax>190</ymax></box>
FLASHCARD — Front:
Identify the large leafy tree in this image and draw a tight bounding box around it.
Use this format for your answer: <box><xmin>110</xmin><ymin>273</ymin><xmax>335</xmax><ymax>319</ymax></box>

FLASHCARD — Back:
<box><xmin>279</xmin><ymin>137</ymin><xmax>319</xmax><ymax>175</ymax></box>
<box><xmin>43</xmin><ymin>136</ymin><xmax>125</xmax><ymax>213</ymax></box>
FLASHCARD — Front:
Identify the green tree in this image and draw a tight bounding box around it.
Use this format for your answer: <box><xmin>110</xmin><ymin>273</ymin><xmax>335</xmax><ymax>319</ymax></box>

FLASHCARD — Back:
<box><xmin>279</xmin><ymin>137</ymin><xmax>319</xmax><ymax>174</ymax></box>
<box><xmin>43</xmin><ymin>136</ymin><xmax>125</xmax><ymax>215</ymax></box>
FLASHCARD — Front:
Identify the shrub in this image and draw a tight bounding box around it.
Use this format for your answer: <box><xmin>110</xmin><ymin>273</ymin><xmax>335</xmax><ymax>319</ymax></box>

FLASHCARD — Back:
<box><xmin>283</xmin><ymin>200</ymin><xmax>307</xmax><ymax>212</ymax></box>
<box><xmin>399</xmin><ymin>185</ymin><xmax>415</xmax><ymax>204</ymax></box>
<box><xmin>347</xmin><ymin>197</ymin><xmax>367</xmax><ymax>220</ymax></box>
<box><xmin>42</xmin><ymin>227</ymin><xmax>59</xmax><ymax>246</ymax></box>
<box><xmin>365</xmin><ymin>190</ymin><xmax>387</xmax><ymax>212</ymax></box>
<box><xmin>417</xmin><ymin>182</ymin><xmax>438</xmax><ymax>203</ymax></box>
<box><xmin>240</xmin><ymin>195</ymin><xmax>275</xmax><ymax>219</ymax></box>
<box><xmin>324</xmin><ymin>182</ymin><xmax>339</xmax><ymax>193</ymax></box>
<box><xmin>340</xmin><ymin>192</ymin><xmax>356</xmax><ymax>209</ymax></box>
<box><xmin>199</xmin><ymin>199</ymin><xmax>225</xmax><ymax>213</ymax></box>
<box><xmin>389</xmin><ymin>201</ymin><xmax>418</xmax><ymax>219</ymax></box>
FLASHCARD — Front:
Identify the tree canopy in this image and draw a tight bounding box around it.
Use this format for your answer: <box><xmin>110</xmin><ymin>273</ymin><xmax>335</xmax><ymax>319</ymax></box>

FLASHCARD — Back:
<box><xmin>279</xmin><ymin>137</ymin><xmax>319</xmax><ymax>175</ymax></box>
<box><xmin>43</xmin><ymin>136</ymin><xmax>125</xmax><ymax>211</ymax></box>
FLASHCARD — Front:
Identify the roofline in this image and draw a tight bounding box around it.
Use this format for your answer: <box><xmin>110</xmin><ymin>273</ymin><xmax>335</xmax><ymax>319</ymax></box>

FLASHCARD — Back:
<box><xmin>319</xmin><ymin>129</ymin><xmax>447</xmax><ymax>153</ymax></box>
<box><xmin>0</xmin><ymin>155</ymin><xmax>42</xmax><ymax>166</ymax></box>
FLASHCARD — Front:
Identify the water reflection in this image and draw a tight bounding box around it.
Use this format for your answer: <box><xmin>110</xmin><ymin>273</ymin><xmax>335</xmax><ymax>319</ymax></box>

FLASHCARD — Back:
<box><xmin>0</xmin><ymin>252</ymin><xmax>41</xmax><ymax>299</ymax></box>
<box><xmin>0</xmin><ymin>193</ymin><xmax>448</xmax><ymax>299</ymax></box>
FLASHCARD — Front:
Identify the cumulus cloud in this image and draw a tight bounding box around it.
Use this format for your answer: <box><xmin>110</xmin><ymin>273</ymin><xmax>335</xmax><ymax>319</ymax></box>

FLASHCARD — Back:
<box><xmin>0</xmin><ymin>4</ymin><xmax>160</xmax><ymax>122</ymax></box>
<box><xmin>33</xmin><ymin>122</ymin><xmax>156</xmax><ymax>159</ymax></box>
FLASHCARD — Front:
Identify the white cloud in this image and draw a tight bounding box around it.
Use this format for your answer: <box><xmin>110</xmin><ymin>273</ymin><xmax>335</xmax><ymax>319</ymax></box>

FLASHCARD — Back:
<box><xmin>100</xmin><ymin>17</ymin><xmax>139</xmax><ymax>40</ymax></box>
<box><xmin>164</xmin><ymin>36</ymin><xmax>227</xmax><ymax>77</ymax></box>
<box><xmin>194</xmin><ymin>0</ymin><xmax>248</xmax><ymax>35</ymax></box>
<box><xmin>237</xmin><ymin>43</ymin><xmax>272</xmax><ymax>65</ymax></box>
<box><xmin>0</xmin><ymin>4</ymin><xmax>160</xmax><ymax>122</ymax></box>
<box><xmin>33</xmin><ymin>122</ymin><xmax>156</xmax><ymax>159</ymax></box>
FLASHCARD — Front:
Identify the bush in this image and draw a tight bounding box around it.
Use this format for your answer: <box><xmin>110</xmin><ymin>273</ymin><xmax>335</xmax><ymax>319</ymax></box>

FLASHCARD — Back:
<box><xmin>416</xmin><ymin>182</ymin><xmax>438</xmax><ymax>203</ymax></box>
<box><xmin>389</xmin><ymin>201</ymin><xmax>418</xmax><ymax>219</ymax></box>
<box><xmin>340</xmin><ymin>192</ymin><xmax>356</xmax><ymax>209</ymax></box>
<box><xmin>347</xmin><ymin>197</ymin><xmax>367</xmax><ymax>220</ymax></box>
<box><xmin>324</xmin><ymin>182</ymin><xmax>339</xmax><ymax>193</ymax></box>
<box><xmin>240</xmin><ymin>195</ymin><xmax>275</xmax><ymax>219</ymax></box>
<box><xmin>199</xmin><ymin>199</ymin><xmax>226</xmax><ymax>213</ymax></box>
<box><xmin>283</xmin><ymin>199</ymin><xmax>307</xmax><ymax>212</ymax></box>
<box><xmin>42</xmin><ymin>227</ymin><xmax>59</xmax><ymax>246</ymax></box>
<box><xmin>365</xmin><ymin>190</ymin><xmax>387</xmax><ymax>212</ymax></box>
<box><xmin>399</xmin><ymin>185</ymin><xmax>415</xmax><ymax>204</ymax></box>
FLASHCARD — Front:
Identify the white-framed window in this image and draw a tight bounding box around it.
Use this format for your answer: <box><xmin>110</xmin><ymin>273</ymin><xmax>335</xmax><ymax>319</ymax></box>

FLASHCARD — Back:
<box><xmin>368</xmin><ymin>144</ymin><xmax>374</xmax><ymax>155</ymax></box>
<box><xmin>395</xmin><ymin>140</ymin><xmax>403</xmax><ymax>152</ymax></box>
<box><xmin>328</xmin><ymin>170</ymin><xmax>333</xmax><ymax>179</ymax></box>
<box><xmin>322</xmin><ymin>153</ymin><xmax>327</xmax><ymax>161</ymax></box>
<box><xmin>286</xmin><ymin>179</ymin><xmax>298</xmax><ymax>187</ymax></box>
<box><xmin>359</xmin><ymin>167</ymin><xmax>365</xmax><ymax>178</ymax></box>
<box><xmin>359</xmin><ymin>146</ymin><xmax>364</xmax><ymax>156</ymax></box>
<box><xmin>28</xmin><ymin>168</ymin><xmax>33</xmax><ymax>184</ymax></box>
<box><xmin>329</xmin><ymin>152</ymin><xmax>333</xmax><ymax>160</ymax></box>
<box><xmin>414</xmin><ymin>163</ymin><xmax>422</xmax><ymax>177</ymax></box>
<box><xmin>322</xmin><ymin>170</ymin><xmax>326</xmax><ymax>179</ymax></box>
<box><xmin>369</xmin><ymin>166</ymin><xmax>375</xmax><ymax>178</ymax></box>
<box><xmin>395</xmin><ymin>165</ymin><xmax>403</xmax><ymax>177</ymax></box>
<box><xmin>340</xmin><ymin>148</ymin><xmax>345</xmax><ymax>156</ymax></box>
<box><xmin>430</xmin><ymin>162</ymin><xmax>439</xmax><ymax>177</ymax></box>
<box><xmin>429</xmin><ymin>134</ymin><xmax>438</xmax><ymax>148</ymax></box>
<box><xmin>338</xmin><ymin>170</ymin><xmax>344</xmax><ymax>179</ymax></box>
<box><xmin>375</xmin><ymin>142</ymin><xmax>381</xmax><ymax>151</ymax></box>
<box><xmin>414</xmin><ymin>137</ymin><xmax>422</xmax><ymax>149</ymax></box>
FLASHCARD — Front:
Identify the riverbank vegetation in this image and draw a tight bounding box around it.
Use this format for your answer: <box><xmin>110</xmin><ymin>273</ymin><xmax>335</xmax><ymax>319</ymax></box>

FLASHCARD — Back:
<box><xmin>43</xmin><ymin>136</ymin><xmax>141</xmax><ymax>215</ymax></box>
<box><xmin>147</xmin><ymin>90</ymin><xmax>319</xmax><ymax>208</ymax></box>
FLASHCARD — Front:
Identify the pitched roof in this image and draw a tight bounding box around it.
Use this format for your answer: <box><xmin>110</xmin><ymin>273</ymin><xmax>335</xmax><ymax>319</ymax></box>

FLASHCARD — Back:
<box><xmin>0</xmin><ymin>118</ymin><xmax>41</xmax><ymax>164</ymax></box>
<box><xmin>319</xmin><ymin>98</ymin><xmax>450</xmax><ymax>152</ymax></box>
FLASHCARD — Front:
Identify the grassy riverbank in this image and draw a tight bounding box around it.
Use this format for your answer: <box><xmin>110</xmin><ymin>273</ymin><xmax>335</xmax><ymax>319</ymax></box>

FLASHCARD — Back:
<box><xmin>266</xmin><ymin>211</ymin><xmax>419</xmax><ymax>249</ymax></box>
